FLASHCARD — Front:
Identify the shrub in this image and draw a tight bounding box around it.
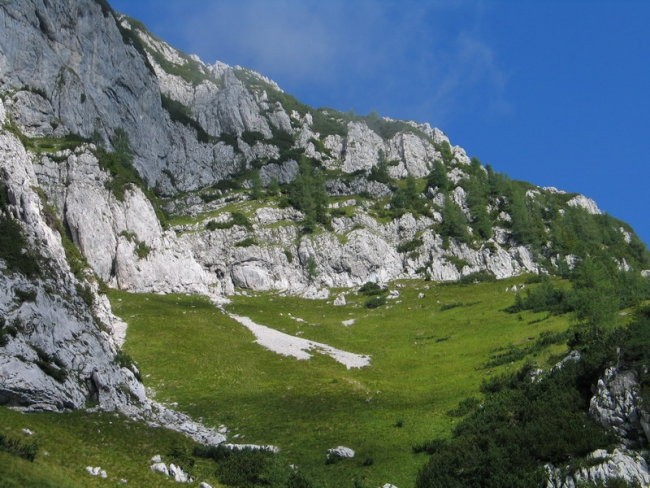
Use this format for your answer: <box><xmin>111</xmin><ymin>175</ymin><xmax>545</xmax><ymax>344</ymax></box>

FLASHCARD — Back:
<box><xmin>206</xmin><ymin>212</ymin><xmax>252</xmax><ymax>231</ymax></box>
<box><xmin>287</xmin><ymin>157</ymin><xmax>329</xmax><ymax>228</ymax></box>
<box><xmin>114</xmin><ymin>350</ymin><xmax>141</xmax><ymax>381</ymax></box>
<box><xmin>0</xmin><ymin>182</ymin><xmax>41</xmax><ymax>277</ymax></box>
<box><xmin>235</xmin><ymin>237</ymin><xmax>257</xmax><ymax>247</ymax></box>
<box><xmin>358</xmin><ymin>282</ymin><xmax>384</xmax><ymax>296</ymax></box>
<box><xmin>286</xmin><ymin>470</ymin><xmax>316</xmax><ymax>488</ymax></box>
<box><xmin>305</xmin><ymin>256</ymin><xmax>318</xmax><ymax>282</ymax></box>
<box><xmin>390</xmin><ymin>175</ymin><xmax>426</xmax><ymax>217</ymax></box>
<box><xmin>426</xmin><ymin>160</ymin><xmax>449</xmax><ymax>192</ymax></box>
<box><xmin>193</xmin><ymin>444</ymin><xmax>229</xmax><ymax>462</ymax></box>
<box><xmin>459</xmin><ymin>270</ymin><xmax>495</xmax><ymax>284</ymax></box>
<box><xmin>365</xmin><ymin>295</ymin><xmax>386</xmax><ymax>309</ymax></box>
<box><xmin>75</xmin><ymin>283</ymin><xmax>95</xmax><ymax>308</ymax></box>
<box><xmin>33</xmin><ymin>347</ymin><xmax>67</xmax><ymax>383</ymax></box>
<box><xmin>14</xmin><ymin>287</ymin><xmax>37</xmax><ymax>303</ymax></box>
<box><xmin>0</xmin><ymin>434</ymin><xmax>39</xmax><ymax>461</ymax></box>
<box><xmin>167</xmin><ymin>444</ymin><xmax>195</xmax><ymax>472</ymax></box>
<box><xmin>241</xmin><ymin>131</ymin><xmax>266</xmax><ymax>146</ymax></box>
<box><xmin>440</xmin><ymin>196</ymin><xmax>469</xmax><ymax>243</ymax></box>
<box><xmin>447</xmin><ymin>397</ymin><xmax>481</xmax><ymax>417</ymax></box>
<box><xmin>397</xmin><ymin>237</ymin><xmax>423</xmax><ymax>254</ymax></box>
<box><xmin>135</xmin><ymin>241</ymin><xmax>151</xmax><ymax>259</ymax></box>
<box><xmin>216</xmin><ymin>448</ymin><xmax>275</xmax><ymax>486</ymax></box>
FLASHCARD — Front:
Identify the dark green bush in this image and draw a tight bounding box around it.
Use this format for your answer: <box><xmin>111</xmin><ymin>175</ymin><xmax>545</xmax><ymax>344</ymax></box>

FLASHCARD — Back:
<box><xmin>447</xmin><ymin>397</ymin><xmax>481</xmax><ymax>418</ymax></box>
<box><xmin>0</xmin><ymin>212</ymin><xmax>41</xmax><ymax>278</ymax></box>
<box><xmin>286</xmin><ymin>470</ymin><xmax>316</xmax><ymax>488</ymax></box>
<box><xmin>459</xmin><ymin>270</ymin><xmax>496</xmax><ymax>284</ymax></box>
<box><xmin>216</xmin><ymin>448</ymin><xmax>275</xmax><ymax>486</ymax></box>
<box><xmin>14</xmin><ymin>287</ymin><xmax>37</xmax><ymax>303</ymax></box>
<box><xmin>235</xmin><ymin>237</ymin><xmax>257</xmax><ymax>248</ymax></box>
<box><xmin>0</xmin><ymin>433</ymin><xmax>39</xmax><ymax>461</ymax></box>
<box><xmin>241</xmin><ymin>131</ymin><xmax>266</xmax><ymax>146</ymax></box>
<box><xmin>397</xmin><ymin>237</ymin><xmax>423</xmax><ymax>254</ymax></box>
<box><xmin>132</xmin><ymin>240</ymin><xmax>150</xmax><ymax>260</ymax></box>
<box><xmin>114</xmin><ymin>350</ymin><xmax>141</xmax><ymax>381</ymax></box>
<box><xmin>416</xmin><ymin>362</ymin><xmax>615</xmax><ymax>488</ymax></box>
<box><xmin>506</xmin><ymin>280</ymin><xmax>569</xmax><ymax>314</ymax></box>
<box><xmin>358</xmin><ymin>282</ymin><xmax>384</xmax><ymax>296</ymax></box>
<box><xmin>365</xmin><ymin>295</ymin><xmax>387</xmax><ymax>309</ymax></box>
<box><xmin>33</xmin><ymin>347</ymin><xmax>67</xmax><ymax>384</ymax></box>
<box><xmin>167</xmin><ymin>444</ymin><xmax>195</xmax><ymax>472</ymax></box>
<box><xmin>440</xmin><ymin>196</ymin><xmax>469</xmax><ymax>243</ymax></box>
<box><xmin>287</xmin><ymin>158</ymin><xmax>329</xmax><ymax>228</ymax></box>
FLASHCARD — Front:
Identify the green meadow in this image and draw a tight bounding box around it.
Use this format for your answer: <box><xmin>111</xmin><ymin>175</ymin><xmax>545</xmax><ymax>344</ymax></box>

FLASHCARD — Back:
<box><xmin>105</xmin><ymin>276</ymin><xmax>571</xmax><ymax>487</ymax></box>
<box><xmin>0</xmin><ymin>277</ymin><xmax>573</xmax><ymax>487</ymax></box>
<box><xmin>0</xmin><ymin>407</ymin><xmax>225</xmax><ymax>488</ymax></box>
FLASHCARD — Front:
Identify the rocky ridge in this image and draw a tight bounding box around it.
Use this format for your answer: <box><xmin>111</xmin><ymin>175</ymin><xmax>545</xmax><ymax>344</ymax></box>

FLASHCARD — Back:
<box><xmin>2</xmin><ymin>0</ymin><xmax>644</xmax><ymax>300</ymax></box>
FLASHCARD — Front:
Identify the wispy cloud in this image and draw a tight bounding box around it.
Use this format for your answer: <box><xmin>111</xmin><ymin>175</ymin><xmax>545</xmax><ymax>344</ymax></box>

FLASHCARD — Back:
<box><xmin>147</xmin><ymin>0</ymin><xmax>510</xmax><ymax>125</ymax></box>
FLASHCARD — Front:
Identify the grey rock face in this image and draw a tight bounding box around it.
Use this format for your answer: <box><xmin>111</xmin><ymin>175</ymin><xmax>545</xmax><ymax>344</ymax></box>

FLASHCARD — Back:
<box><xmin>259</xmin><ymin>159</ymin><xmax>299</xmax><ymax>186</ymax></box>
<box><xmin>0</xmin><ymin>0</ymin><xmax>174</xmax><ymax>180</ymax></box>
<box><xmin>545</xmin><ymin>448</ymin><xmax>650</xmax><ymax>488</ymax></box>
<box><xmin>0</xmin><ymin>129</ymin><xmax>145</xmax><ymax>412</ymax></box>
<box><xmin>386</xmin><ymin>132</ymin><xmax>437</xmax><ymax>178</ymax></box>
<box><xmin>33</xmin><ymin>147</ymin><xmax>217</xmax><ymax>296</ymax></box>
<box><xmin>589</xmin><ymin>367</ymin><xmax>649</xmax><ymax>447</ymax></box>
<box><xmin>343</xmin><ymin>122</ymin><xmax>384</xmax><ymax>173</ymax></box>
<box><xmin>326</xmin><ymin>178</ymin><xmax>392</xmax><ymax>199</ymax></box>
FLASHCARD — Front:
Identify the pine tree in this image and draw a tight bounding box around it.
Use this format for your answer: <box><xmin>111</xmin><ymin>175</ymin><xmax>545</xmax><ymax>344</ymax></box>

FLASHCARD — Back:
<box><xmin>287</xmin><ymin>157</ymin><xmax>329</xmax><ymax>230</ymax></box>
<box><xmin>427</xmin><ymin>160</ymin><xmax>449</xmax><ymax>192</ymax></box>
<box><xmin>440</xmin><ymin>195</ymin><xmax>469</xmax><ymax>243</ymax></box>
<box><xmin>465</xmin><ymin>174</ymin><xmax>492</xmax><ymax>240</ymax></box>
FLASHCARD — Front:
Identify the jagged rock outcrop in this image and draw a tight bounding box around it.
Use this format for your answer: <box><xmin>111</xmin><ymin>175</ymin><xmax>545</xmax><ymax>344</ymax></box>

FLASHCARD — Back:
<box><xmin>545</xmin><ymin>362</ymin><xmax>650</xmax><ymax>487</ymax></box>
<box><xmin>0</xmin><ymin>124</ymin><xmax>144</xmax><ymax>411</ymax></box>
<box><xmin>590</xmin><ymin>366</ymin><xmax>649</xmax><ymax>448</ymax></box>
<box><xmin>0</xmin><ymin>111</ymin><xmax>226</xmax><ymax>446</ymax></box>
<box><xmin>181</xmin><ymin>203</ymin><xmax>540</xmax><ymax>294</ymax></box>
<box><xmin>545</xmin><ymin>448</ymin><xmax>650</xmax><ymax>488</ymax></box>
<box><xmin>32</xmin><ymin>145</ymin><xmax>218</xmax><ymax>295</ymax></box>
<box><xmin>567</xmin><ymin>194</ymin><xmax>601</xmax><ymax>215</ymax></box>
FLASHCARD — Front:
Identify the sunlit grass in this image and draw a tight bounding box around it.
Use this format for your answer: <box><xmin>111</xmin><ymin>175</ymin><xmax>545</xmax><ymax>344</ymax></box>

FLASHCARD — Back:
<box><xmin>0</xmin><ymin>407</ymin><xmax>225</xmax><ymax>487</ymax></box>
<box><xmin>109</xmin><ymin>276</ymin><xmax>571</xmax><ymax>487</ymax></box>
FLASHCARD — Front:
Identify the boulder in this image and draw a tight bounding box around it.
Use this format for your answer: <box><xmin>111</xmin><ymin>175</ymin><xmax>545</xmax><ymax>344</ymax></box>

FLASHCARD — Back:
<box><xmin>150</xmin><ymin>462</ymin><xmax>169</xmax><ymax>476</ymax></box>
<box><xmin>327</xmin><ymin>446</ymin><xmax>355</xmax><ymax>459</ymax></box>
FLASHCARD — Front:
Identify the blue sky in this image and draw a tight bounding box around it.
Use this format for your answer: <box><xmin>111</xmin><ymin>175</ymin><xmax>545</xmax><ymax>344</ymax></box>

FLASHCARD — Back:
<box><xmin>110</xmin><ymin>0</ymin><xmax>650</xmax><ymax>246</ymax></box>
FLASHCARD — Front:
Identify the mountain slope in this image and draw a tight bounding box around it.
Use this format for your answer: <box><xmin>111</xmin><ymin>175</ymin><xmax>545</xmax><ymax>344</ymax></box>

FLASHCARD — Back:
<box><xmin>0</xmin><ymin>1</ymin><xmax>648</xmax><ymax>487</ymax></box>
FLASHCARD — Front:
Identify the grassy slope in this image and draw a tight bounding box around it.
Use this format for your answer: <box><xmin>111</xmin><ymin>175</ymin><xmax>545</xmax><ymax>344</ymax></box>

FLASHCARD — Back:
<box><xmin>108</xmin><ymin>277</ymin><xmax>571</xmax><ymax>487</ymax></box>
<box><xmin>0</xmin><ymin>408</ymin><xmax>225</xmax><ymax>487</ymax></box>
